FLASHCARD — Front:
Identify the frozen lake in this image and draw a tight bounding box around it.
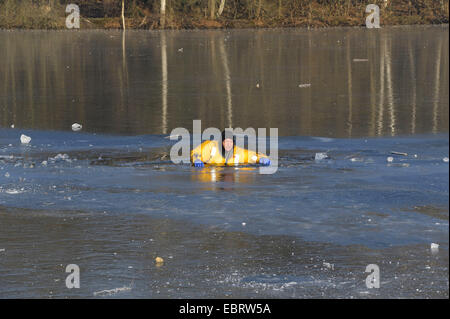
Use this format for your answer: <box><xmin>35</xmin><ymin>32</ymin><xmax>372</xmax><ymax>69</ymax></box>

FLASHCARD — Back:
<box><xmin>0</xmin><ymin>25</ymin><xmax>448</xmax><ymax>298</ymax></box>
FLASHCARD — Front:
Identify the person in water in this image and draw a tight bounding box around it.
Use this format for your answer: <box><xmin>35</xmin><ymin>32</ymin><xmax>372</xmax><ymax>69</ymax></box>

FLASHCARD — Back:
<box><xmin>191</xmin><ymin>130</ymin><xmax>271</xmax><ymax>167</ymax></box>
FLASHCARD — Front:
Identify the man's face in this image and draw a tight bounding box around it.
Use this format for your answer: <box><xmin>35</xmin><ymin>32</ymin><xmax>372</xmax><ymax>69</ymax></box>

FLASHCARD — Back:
<box><xmin>223</xmin><ymin>138</ymin><xmax>234</xmax><ymax>152</ymax></box>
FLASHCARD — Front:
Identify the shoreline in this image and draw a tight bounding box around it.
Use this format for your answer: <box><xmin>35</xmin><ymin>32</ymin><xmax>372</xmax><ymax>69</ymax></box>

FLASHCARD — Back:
<box><xmin>0</xmin><ymin>1</ymin><xmax>448</xmax><ymax>30</ymax></box>
<box><xmin>1</xmin><ymin>19</ymin><xmax>449</xmax><ymax>31</ymax></box>
<box><xmin>0</xmin><ymin>22</ymin><xmax>448</xmax><ymax>32</ymax></box>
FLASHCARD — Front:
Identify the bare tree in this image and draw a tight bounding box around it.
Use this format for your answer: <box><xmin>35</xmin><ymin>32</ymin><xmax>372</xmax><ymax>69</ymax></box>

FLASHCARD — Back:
<box><xmin>121</xmin><ymin>0</ymin><xmax>126</xmax><ymax>30</ymax></box>
<box><xmin>209</xmin><ymin>0</ymin><xmax>215</xmax><ymax>19</ymax></box>
<box><xmin>161</xmin><ymin>0</ymin><xmax>166</xmax><ymax>28</ymax></box>
<box><xmin>278</xmin><ymin>0</ymin><xmax>282</xmax><ymax>18</ymax></box>
<box><xmin>218</xmin><ymin>0</ymin><xmax>225</xmax><ymax>17</ymax></box>
<box><xmin>256</xmin><ymin>0</ymin><xmax>262</xmax><ymax>18</ymax></box>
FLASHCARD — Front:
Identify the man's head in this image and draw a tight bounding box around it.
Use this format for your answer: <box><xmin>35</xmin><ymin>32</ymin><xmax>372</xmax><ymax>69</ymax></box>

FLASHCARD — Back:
<box><xmin>221</xmin><ymin>129</ymin><xmax>235</xmax><ymax>153</ymax></box>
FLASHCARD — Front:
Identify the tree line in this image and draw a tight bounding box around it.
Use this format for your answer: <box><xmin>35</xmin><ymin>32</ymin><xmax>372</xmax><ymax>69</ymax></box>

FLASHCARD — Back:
<box><xmin>0</xmin><ymin>0</ymin><xmax>448</xmax><ymax>29</ymax></box>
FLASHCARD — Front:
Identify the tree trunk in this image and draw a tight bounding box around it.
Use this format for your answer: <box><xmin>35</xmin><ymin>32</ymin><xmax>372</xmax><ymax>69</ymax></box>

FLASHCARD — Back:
<box><xmin>121</xmin><ymin>0</ymin><xmax>126</xmax><ymax>30</ymax></box>
<box><xmin>308</xmin><ymin>2</ymin><xmax>311</xmax><ymax>28</ymax></box>
<box><xmin>209</xmin><ymin>0</ymin><xmax>216</xmax><ymax>20</ymax></box>
<box><xmin>218</xmin><ymin>0</ymin><xmax>225</xmax><ymax>17</ymax></box>
<box><xmin>278</xmin><ymin>0</ymin><xmax>282</xmax><ymax>18</ymax></box>
<box><xmin>256</xmin><ymin>0</ymin><xmax>262</xmax><ymax>18</ymax></box>
<box><xmin>160</xmin><ymin>0</ymin><xmax>166</xmax><ymax>28</ymax></box>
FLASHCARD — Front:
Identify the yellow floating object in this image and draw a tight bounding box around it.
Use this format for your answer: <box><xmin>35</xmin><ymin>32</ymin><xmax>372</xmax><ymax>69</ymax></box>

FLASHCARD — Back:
<box><xmin>155</xmin><ymin>257</ymin><xmax>164</xmax><ymax>263</ymax></box>
<box><xmin>191</xmin><ymin>140</ymin><xmax>268</xmax><ymax>166</ymax></box>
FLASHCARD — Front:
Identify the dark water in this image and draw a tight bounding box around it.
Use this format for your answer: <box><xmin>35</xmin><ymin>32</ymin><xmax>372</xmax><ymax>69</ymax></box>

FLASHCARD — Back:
<box><xmin>0</xmin><ymin>26</ymin><xmax>449</xmax><ymax>298</ymax></box>
<box><xmin>0</xmin><ymin>26</ymin><xmax>448</xmax><ymax>137</ymax></box>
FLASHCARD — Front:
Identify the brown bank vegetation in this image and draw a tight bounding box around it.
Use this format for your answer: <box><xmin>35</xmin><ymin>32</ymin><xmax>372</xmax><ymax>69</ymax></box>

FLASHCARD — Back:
<box><xmin>0</xmin><ymin>0</ymin><xmax>448</xmax><ymax>29</ymax></box>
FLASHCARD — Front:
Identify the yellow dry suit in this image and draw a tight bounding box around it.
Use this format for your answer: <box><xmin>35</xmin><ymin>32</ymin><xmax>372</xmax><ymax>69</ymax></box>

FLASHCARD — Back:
<box><xmin>190</xmin><ymin>140</ymin><xmax>269</xmax><ymax>166</ymax></box>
